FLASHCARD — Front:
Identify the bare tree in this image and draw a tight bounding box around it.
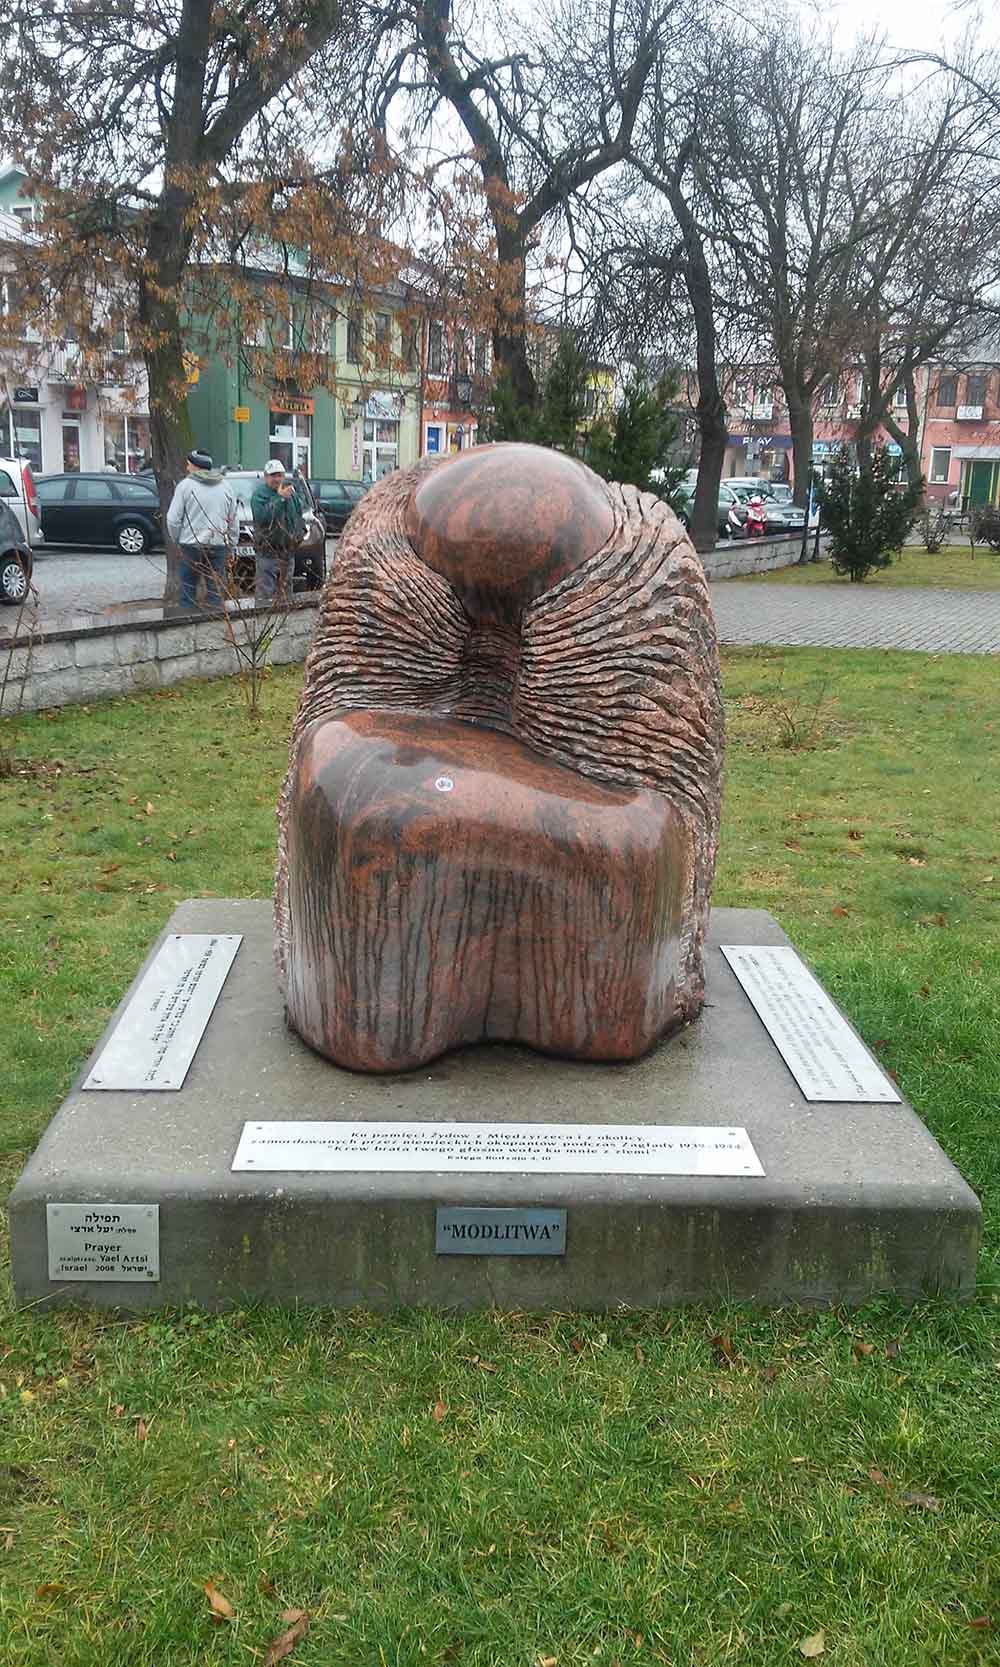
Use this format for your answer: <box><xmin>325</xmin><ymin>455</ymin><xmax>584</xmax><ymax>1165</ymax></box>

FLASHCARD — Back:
<box><xmin>374</xmin><ymin>0</ymin><xmax>679</xmax><ymax>410</ymax></box>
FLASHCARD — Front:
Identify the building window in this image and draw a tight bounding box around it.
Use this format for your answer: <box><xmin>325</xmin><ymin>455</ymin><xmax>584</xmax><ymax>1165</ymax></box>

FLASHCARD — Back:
<box><xmin>111</xmin><ymin>319</ymin><xmax>128</xmax><ymax>354</ymax></box>
<box><xmin>363</xmin><ymin>417</ymin><xmax>398</xmax><ymax>481</ymax></box>
<box><xmin>11</xmin><ymin>203</ymin><xmax>34</xmax><ymax>225</ymax></box>
<box><xmin>374</xmin><ymin>312</ymin><xmax>391</xmax><ymax>363</ymax></box>
<box><xmin>4</xmin><ymin>406</ymin><xmax>42</xmax><ymax>471</ymax></box>
<box><xmin>936</xmin><ymin>374</ymin><xmax>957</xmax><ymax>407</ymax></box>
<box><xmin>473</xmin><ymin>332</ymin><xmax>488</xmax><ymax>379</ymax></box>
<box><xmin>583</xmin><ymin>386</ymin><xmax>596</xmax><ymax>417</ymax></box>
<box><xmin>103</xmin><ymin>413</ymin><xmax>151</xmax><ymax>472</ymax></box>
<box><xmin>284</xmin><ymin>303</ymin><xmax>296</xmax><ymax>351</ymax></box>
<box><xmin>242</xmin><ymin>308</ymin><xmax>265</xmax><ymax>348</ymax></box>
<box><xmin>929</xmin><ymin>447</ymin><xmax>952</xmax><ymax>483</ymax></box>
<box><xmin>966</xmin><ymin>372</ymin><xmax>987</xmax><ymax>406</ymax></box>
<box><xmin>427</xmin><ymin>321</ymin><xmax>445</xmax><ymax>377</ymax></box>
<box><xmin>347</xmin><ymin>308</ymin><xmax>362</xmax><ymax>364</ymax></box>
<box><xmin>269</xmin><ymin>409</ymin><xmax>311</xmax><ymax>474</ymax></box>
<box><xmin>893</xmin><ymin>384</ymin><xmax>908</xmax><ymax>407</ymax></box>
<box><xmin>62</xmin><ymin>416</ymin><xmax>82</xmax><ymax>472</ymax></box>
<box><xmin>401</xmin><ymin>320</ymin><xmax>419</xmax><ymax>371</ymax></box>
<box><xmin>819</xmin><ymin>379</ymin><xmax>841</xmax><ymax>407</ymax></box>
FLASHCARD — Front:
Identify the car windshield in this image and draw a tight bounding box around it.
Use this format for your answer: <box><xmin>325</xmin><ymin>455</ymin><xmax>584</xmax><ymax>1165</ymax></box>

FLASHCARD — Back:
<box><xmin>224</xmin><ymin>473</ymin><xmax>314</xmax><ymax>510</ymax></box>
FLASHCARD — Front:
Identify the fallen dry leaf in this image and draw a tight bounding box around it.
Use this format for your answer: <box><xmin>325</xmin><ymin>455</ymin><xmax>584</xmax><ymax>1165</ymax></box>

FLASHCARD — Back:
<box><xmin>969</xmin><ymin>1616</ymin><xmax>993</xmax><ymax>1630</ymax></box>
<box><xmin>135</xmin><ymin>1417</ymin><xmax>148</xmax><ymax>1442</ymax></box>
<box><xmin>885</xmin><ymin>1339</ymin><xmax>901</xmax><ymax>1360</ymax></box>
<box><xmin>868</xmin><ymin>1467</ymin><xmax>887</xmax><ymax>1486</ymax></box>
<box><xmin>900</xmin><ymin>1490</ymin><xmax>941</xmax><ymax>1511</ymax></box>
<box><xmin>847</xmin><ymin>828</ymin><xmax>864</xmax><ymax>840</ymax></box>
<box><xmin>432</xmin><ymin>1399</ymin><xmax>447</xmax><ymax>1423</ymax></box>
<box><xmin>798</xmin><ymin>1631</ymin><xmax>826</xmax><ymax>1658</ymax></box>
<box><xmin>907</xmin><ymin>857</ymin><xmax>926</xmax><ymax>867</ymax></box>
<box><xmin>538</xmin><ymin>1657</ymin><xmax>558</xmax><ymax>1666</ymax></box>
<box><xmin>831</xmin><ymin>905</ymin><xmax>850</xmax><ymax>918</ymax></box>
<box><xmin>852</xmin><ymin>1341</ymin><xmax>875</xmax><ymax>1361</ymax></box>
<box><xmin>35</xmin><ymin>1582</ymin><xmax>66</xmax><ymax>1598</ymax></box>
<box><xmin>263</xmin><ymin>1609</ymin><xmax>309</xmax><ymax>1665</ymax></box>
<box><xmin>634</xmin><ymin>1343</ymin><xmax>645</xmax><ymax>1364</ymax></box>
<box><xmin>145</xmin><ymin>801</ymin><xmax>154</xmax><ymax>815</ymax></box>
<box><xmin>204</xmin><ymin>1580</ymin><xmax>235</xmax><ymax>1621</ymax></box>
<box><xmin>569</xmin><ymin>1336</ymin><xmax>586</xmax><ymax>1354</ymax></box>
<box><xmin>711</xmin><ymin>1332</ymin><xmax>738</xmax><ymax>1367</ymax></box>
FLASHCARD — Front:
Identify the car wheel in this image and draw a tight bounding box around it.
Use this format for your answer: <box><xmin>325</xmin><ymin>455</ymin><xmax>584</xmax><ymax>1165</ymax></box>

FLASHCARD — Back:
<box><xmin>117</xmin><ymin>522</ymin><xmax>149</xmax><ymax>554</ymax></box>
<box><xmin>0</xmin><ymin>550</ymin><xmax>30</xmax><ymax>604</ymax></box>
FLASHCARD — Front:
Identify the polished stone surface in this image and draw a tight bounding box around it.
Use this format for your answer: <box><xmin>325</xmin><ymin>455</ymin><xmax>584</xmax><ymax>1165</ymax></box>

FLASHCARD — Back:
<box><xmin>277</xmin><ymin>445</ymin><xmax>725</xmax><ymax>1070</ymax></box>
<box><xmin>9</xmin><ymin>900</ymin><xmax>981</xmax><ymax>1311</ymax></box>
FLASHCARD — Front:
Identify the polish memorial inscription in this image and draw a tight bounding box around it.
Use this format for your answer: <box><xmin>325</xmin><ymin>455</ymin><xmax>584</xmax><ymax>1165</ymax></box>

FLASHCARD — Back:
<box><xmin>232</xmin><ymin>1121</ymin><xmax>765</xmax><ymax>1177</ymax></box>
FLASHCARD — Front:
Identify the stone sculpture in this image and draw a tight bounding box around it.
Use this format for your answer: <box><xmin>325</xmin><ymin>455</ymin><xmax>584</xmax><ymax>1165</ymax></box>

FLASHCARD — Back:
<box><xmin>276</xmin><ymin>443</ymin><xmax>724</xmax><ymax>1072</ymax></box>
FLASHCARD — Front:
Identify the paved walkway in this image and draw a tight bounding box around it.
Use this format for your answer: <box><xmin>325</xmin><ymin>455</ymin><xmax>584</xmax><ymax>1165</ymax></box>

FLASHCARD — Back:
<box><xmin>710</xmin><ymin>581</ymin><xmax>1000</xmax><ymax>655</ymax></box>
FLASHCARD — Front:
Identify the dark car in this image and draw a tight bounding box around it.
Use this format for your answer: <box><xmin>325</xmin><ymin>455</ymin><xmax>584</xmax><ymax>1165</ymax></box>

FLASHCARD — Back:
<box><xmin>677</xmin><ymin>480</ymin><xmax>749</xmax><ymax>537</ymax></box>
<box><xmin>309</xmin><ymin>478</ymin><xmax>369</xmax><ymax>537</ymax></box>
<box><xmin>35</xmin><ymin>472</ymin><xmax>162</xmax><ymax>553</ymax></box>
<box><xmin>0</xmin><ymin>497</ymin><xmax>32</xmax><ymax>604</ymax></box>
<box><xmin>221</xmin><ymin>469</ymin><xmax>327</xmax><ymax>593</ymax></box>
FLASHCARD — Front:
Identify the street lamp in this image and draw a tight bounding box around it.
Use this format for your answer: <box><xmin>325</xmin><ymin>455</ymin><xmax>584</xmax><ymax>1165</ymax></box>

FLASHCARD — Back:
<box><xmin>455</xmin><ymin>371</ymin><xmax>473</xmax><ymax>408</ymax></box>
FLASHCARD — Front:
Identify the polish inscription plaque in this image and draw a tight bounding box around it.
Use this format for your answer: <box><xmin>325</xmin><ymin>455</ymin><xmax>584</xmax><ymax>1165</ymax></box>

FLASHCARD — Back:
<box><xmin>232</xmin><ymin>1122</ymin><xmax>764</xmax><ymax>1176</ymax></box>
<box><xmin>436</xmin><ymin>1207</ymin><xmax>567</xmax><ymax>1256</ymax></box>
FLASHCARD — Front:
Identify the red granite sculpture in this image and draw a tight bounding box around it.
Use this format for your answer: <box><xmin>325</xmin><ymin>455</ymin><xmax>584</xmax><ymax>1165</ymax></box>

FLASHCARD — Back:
<box><xmin>276</xmin><ymin>444</ymin><xmax>724</xmax><ymax>1072</ymax></box>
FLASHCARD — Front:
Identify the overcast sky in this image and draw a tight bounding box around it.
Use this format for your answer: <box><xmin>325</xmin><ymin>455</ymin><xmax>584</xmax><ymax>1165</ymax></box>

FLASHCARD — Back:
<box><xmin>824</xmin><ymin>0</ymin><xmax>994</xmax><ymax>53</ymax></box>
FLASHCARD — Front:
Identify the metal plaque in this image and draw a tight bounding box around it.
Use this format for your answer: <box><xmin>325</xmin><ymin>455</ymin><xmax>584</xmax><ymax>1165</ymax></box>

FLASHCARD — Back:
<box><xmin>721</xmin><ymin>944</ymin><xmax>901</xmax><ymax>1103</ymax></box>
<box><xmin>232</xmin><ymin>1121</ymin><xmax>764</xmax><ymax>1176</ymax></box>
<box><xmin>47</xmin><ymin>1203</ymin><xmax>160</xmax><ymax>1283</ymax></box>
<box><xmin>83</xmin><ymin>933</ymin><xmax>242</xmax><ymax>1091</ymax></box>
<box><xmin>437</xmin><ymin>1206</ymin><xmax>566</xmax><ymax>1256</ymax></box>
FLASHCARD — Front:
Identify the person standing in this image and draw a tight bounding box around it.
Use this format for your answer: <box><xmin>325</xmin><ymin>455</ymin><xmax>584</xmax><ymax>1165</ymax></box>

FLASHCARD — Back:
<box><xmin>250</xmin><ymin>460</ymin><xmax>305</xmax><ymax>604</ymax></box>
<box><xmin>166</xmin><ymin>449</ymin><xmax>239</xmax><ymax>610</ymax></box>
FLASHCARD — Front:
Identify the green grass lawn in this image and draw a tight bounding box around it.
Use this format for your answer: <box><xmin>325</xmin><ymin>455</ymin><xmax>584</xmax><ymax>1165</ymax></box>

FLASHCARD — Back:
<box><xmin>2</xmin><ymin>654</ymin><xmax>1000</xmax><ymax>1666</ymax></box>
<box><xmin>722</xmin><ymin>544</ymin><xmax>1000</xmax><ymax>590</ymax></box>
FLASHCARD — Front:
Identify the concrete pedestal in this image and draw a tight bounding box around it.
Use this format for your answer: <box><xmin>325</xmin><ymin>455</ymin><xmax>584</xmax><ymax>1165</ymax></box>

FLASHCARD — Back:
<box><xmin>9</xmin><ymin>900</ymin><xmax>980</xmax><ymax>1311</ymax></box>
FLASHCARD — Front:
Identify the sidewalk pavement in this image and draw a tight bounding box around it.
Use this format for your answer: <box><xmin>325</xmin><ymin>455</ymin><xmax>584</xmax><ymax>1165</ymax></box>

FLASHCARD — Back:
<box><xmin>709</xmin><ymin>580</ymin><xmax>1000</xmax><ymax>655</ymax></box>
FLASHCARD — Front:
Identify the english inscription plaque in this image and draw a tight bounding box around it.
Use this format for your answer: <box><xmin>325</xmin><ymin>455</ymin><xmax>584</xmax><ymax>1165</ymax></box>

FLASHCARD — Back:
<box><xmin>721</xmin><ymin>944</ymin><xmax>901</xmax><ymax>1103</ymax></box>
<box><xmin>83</xmin><ymin>933</ymin><xmax>242</xmax><ymax>1091</ymax></box>
<box><xmin>232</xmin><ymin>1122</ymin><xmax>764</xmax><ymax>1176</ymax></box>
<box><xmin>47</xmin><ymin>1203</ymin><xmax>160</xmax><ymax>1283</ymax></box>
<box><xmin>436</xmin><ymin>1207</ymin><xmax>566</xmax><ymax>1256</ymax></box>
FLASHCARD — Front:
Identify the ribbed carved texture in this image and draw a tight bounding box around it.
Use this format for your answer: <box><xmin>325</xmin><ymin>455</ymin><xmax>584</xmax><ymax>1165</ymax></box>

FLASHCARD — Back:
<box><xmin>275</xmin><ymin>445</ymin><xmax>724</xmax><ymax>1072</ymax></box>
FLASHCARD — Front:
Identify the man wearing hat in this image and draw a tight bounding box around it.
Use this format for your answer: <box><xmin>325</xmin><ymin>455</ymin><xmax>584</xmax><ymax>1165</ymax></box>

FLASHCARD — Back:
<box><xmin>166</xmin><ymin>449</ymin><xmax>239</xmax><ymax>611</ymax></box>
<box><xmin>250</xmin><ymin>460</ymin><xmax>306</xmax><ymax>604</ymax></box>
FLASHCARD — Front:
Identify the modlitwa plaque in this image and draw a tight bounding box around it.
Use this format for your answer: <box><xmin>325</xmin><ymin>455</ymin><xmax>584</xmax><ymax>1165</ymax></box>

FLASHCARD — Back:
<box><xmin>232</xmin><ymin>1122</ymin><xmax>764</xmax><ymax>1176</ymax></box>
<box><xmin>83</xmin><ymin>933</ymin><xmax>242</xmax><ymax>1091</ymax></box>
<box><xmin>720</xmin><ymin>944</ymin><xmax>901</xmax><ymax>1103</ymax></box>
<box><xmin>47</xmin><ymin>1203</ymin><xmax>159</xmax><ymax>1282</ymax></box>
<box><xmin>436</xmin><ymin>1207</ymin><xmax>567</xmax><ymax>1255</ymax></box>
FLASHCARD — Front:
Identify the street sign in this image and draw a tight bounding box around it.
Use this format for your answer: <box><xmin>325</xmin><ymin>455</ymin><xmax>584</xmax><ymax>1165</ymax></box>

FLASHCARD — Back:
<box><xmin>233</xmin><ymin>406</ymin><xmax>251</xmax><ymax>423</ymax></box>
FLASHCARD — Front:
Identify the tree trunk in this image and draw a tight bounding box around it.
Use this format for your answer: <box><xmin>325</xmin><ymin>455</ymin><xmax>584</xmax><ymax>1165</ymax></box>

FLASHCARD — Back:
<box><xmin>784</xmin><ymin>386</ymin><xmax>814</xmax><ymax>507</ymax></box>
<box><xmin>141</xmin><ymin>210</ymin><xmax>196</xmax><ymax>605</ymax></box>
<box><xmin>665</xmin><ymin>177</ymin><xmax>725</xmax><ymax>554</ymax></box>
<box><xmin>491</xmin><ymin>233</ymin><xmax>537</xmax><ymax>410</ymax></box>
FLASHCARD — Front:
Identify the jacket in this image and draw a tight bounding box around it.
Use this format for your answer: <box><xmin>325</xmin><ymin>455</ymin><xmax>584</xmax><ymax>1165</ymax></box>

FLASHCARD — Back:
<box><xmin>250</xmin><ymin>480</ymin><xmax>306</xmax><ymax>550</ymax></box>
<box><xmin>167</xmin><ymin>473</ymin><xmax>239</xmax><ymax>548</ymax></box>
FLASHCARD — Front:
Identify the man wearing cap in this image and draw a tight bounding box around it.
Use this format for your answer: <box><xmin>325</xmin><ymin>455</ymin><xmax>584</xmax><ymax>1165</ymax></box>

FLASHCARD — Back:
<box><xmin>166</xmin><ymin>449</ymin><xmax>239</xmax><ymax>611</ymax></box>
<box><xmin>250</xmin><ymin>460</ymin><xmax>306</xmax><ymax>604</ymax></box>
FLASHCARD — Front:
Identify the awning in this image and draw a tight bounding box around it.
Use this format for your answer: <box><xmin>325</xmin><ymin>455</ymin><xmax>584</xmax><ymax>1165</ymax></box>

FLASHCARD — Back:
<box><xmin>952</xmin><ymin>446</ymin><xmax>1000</xmax><ymax>460</ymax></box>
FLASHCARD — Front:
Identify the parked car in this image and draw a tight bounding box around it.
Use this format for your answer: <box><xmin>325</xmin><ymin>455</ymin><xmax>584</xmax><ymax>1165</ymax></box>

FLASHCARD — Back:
<box><xmin>727</xmin><ymin>478</ymin><xmax>806</xmax><ymax>533</ymax></box>
<box><xmin>0</xmin><ymin>496</ymin><xmax>32</xmax><ymax>604</ymax></box>
<box><xmin>34</xmin><ymin>472</ymin><xmax>162</xmax><ymax>552</ymax></box>
<box><xmin>309</xmin><ymin>478</ymin><xmax>369</xmax><ymax>537</ymax></box>
<box><xmin>677</xmin><ymin>480</ymin><xmax>749</xmax><ymax>538</ymax></box>
<box><xmin>0</xmin><ymin>457</ymin><xmax>44</xmax><ymax>547</ymax></box>
<box><xmin>221</xmin><ymin>469</ymin><xmax>327</xmax><ymax>592</ymax></box>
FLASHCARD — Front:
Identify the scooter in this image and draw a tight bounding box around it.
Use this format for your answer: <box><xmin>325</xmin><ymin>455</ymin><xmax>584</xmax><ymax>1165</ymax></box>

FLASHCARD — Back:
<box><xmin>744</xmin><ymin>496</ymin><xmax>767</xmax><ymax>538</ymax></box>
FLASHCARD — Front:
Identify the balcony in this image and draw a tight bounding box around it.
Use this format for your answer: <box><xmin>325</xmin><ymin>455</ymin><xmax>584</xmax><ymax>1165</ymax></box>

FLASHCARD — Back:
<box><xmin>956</xmin><ymin>405</ymin><xmax>984</xmax><ymax>421</ymax></box>
<box><xmin>48</xmin><ymin>344</ymin><xmax>84</xmax><ymax>381</ymax></box>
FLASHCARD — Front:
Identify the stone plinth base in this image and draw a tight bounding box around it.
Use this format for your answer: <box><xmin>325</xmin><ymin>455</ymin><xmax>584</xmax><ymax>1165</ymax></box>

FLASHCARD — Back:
<box><xmin>9</xmin><ymin>901</ymin><xmax>980</xmax><ymax>1311</ymax></box>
